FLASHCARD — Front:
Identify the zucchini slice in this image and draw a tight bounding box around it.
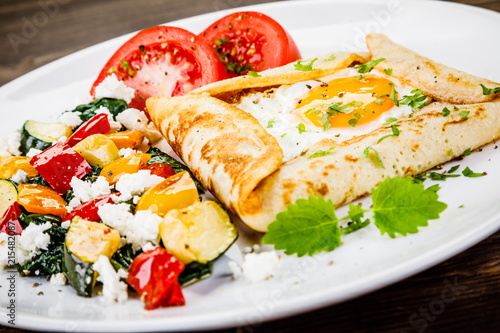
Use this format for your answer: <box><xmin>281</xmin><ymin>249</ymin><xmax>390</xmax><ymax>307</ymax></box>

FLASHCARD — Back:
<box><xmin>159</xmin><ymin>201</ymin><xmax>238</xmax><ymax>265</ymax></box>
<box><xmin>20</xmin><ymin>120</ymin><xmax>73</xmax><ymax>155</ymax></box>
<box><xmin>178</xmin><ymin>262</ymin><xmax>212</xmax><ymax>287</ymax></box>
<box><xmin>63</xmin><ymin>243</ymin><xmax>96</xmax><ymax>297</ymax></box>
<box><xmin>0</xmin><ymin>179</ymin><xmax>18</xmax><ymax>218</ymax></box>
<box><xmin>65</xmin><ymin>217</ymin><xmax>121</xmax><ymax>263</ymax></box>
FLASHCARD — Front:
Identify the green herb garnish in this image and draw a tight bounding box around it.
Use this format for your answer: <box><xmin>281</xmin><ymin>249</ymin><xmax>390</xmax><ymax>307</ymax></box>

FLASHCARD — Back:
<box><xmin>247</xmin><ymin>71</ymin><xmax>261</xmax><ymax>77</ymax></box>
<box><xmin>462</xmin><ymin>167</ymin><xmax>485</xmax><ymax>178</ymax></box>
<box><xmin>294</xmin><ymin>58</ymin><xmax>318</xmax><ymax>71</ymax></box>
<box><xmin>459</xmin><ymin>110</ymin><xmax>470</xmax><ymax>119</ymax></box>
<box><xmin>308</xmin><ymin>146</ymin><xmax>335</xmax><ymax>159</ymax></box>
<box><xmin>479</xmin><ymin>84</ymin><xmax>500</xmax><ymax>95</ymax></box>
<box><xmin>384</xmin><ymin>68</ymin><xmax>393</xmax><ymax>75</ymax></box>
<box><xmin>355</xmin><ymin>58</ymin><xmax>385</xmax><ymax>74</ymax></box>
<box><xmin>442</xmin><ymin>107</ymin><xmax>450</xmax><ymax>117</ymax></box>
<box><xmin>362</xmin><ymin>146</ymin><xmax>385</xmax><ymax>168</ymax></box>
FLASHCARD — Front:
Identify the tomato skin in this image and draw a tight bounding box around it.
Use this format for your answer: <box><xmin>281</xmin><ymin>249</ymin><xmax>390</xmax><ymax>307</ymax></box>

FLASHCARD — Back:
<box><xmin>140</xmin><ymin>163</ymin><xmax>175</xmax><ymax>179</ymax></box>
<box><xmin>126</xmin><ymin>247</ymin><xmax>185</xmax><ymax>310</ymax></box>
<box><xmin>90</xmin><ymin>26</ymin><xmax>228</xmax><ymax>111</ymax></box>
<box><xmin>29</xmin><ymin>142</ymin><xmax>92</xmax><ymax>195</ymax></box>
<box><xmin>199</xmin><ymin>11</ymin><xmax>302</xmax><ymax>77</ymax></box>
<box><xmin>0</xmin><ymin>202</ymin><xmax>23</xmax><ymax>236</ymax></box>
<box><xmin>67</xmin><ymin>113</ymin><xmax>111</xmax><ymax>147</ymax></box>
<box><xmin>62</xmin><ymin>195</ymin><xmax>115</xmax><ymax>223</ymax></box>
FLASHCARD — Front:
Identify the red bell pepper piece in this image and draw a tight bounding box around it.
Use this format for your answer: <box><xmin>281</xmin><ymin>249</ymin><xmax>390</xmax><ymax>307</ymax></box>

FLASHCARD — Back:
<box><xmin>126</xmin><ymin>247</ymin><xmax>185</xmax><ymax>310</ymax></box>
<box><xmin>140</xmin><ymin>163</ymin><xmax>175</xmax><ymax>179</ymax></box>
<box><xmin>66</xmin><ymin>113</ymin><xmax>111</xmax><ymax>147</ymax></box>
<box><xmin>62</xmin><ymin>194</ymin><xmax>114</xmax><ymax>223</ymax></box>
<box><xmin>0</xmin><ymin>202</ymin><xmax>23</xmax><ymax>236</ymax></box>
<box><xmin>29</xmin><ymin>142</ymin><xmax>92</xmax><ymax>195</ymax></box>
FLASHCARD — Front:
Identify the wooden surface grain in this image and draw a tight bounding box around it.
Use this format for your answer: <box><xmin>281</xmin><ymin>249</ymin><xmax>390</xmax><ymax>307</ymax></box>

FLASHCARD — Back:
<box><xmin>1</xmin><ymin>0</ymin><xmax>499</xmax><ymax>332</ymax></box>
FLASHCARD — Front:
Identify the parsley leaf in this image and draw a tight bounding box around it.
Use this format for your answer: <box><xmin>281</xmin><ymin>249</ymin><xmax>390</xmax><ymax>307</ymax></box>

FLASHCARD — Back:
<box><xmin>262</xmin><ymin>196</ymin><xmax>342</xmax><ymax>256</ymax></box>
<box><xmin>382</xmin><ymin>117</ymin><xmax>399</xmax><ymax>126</ymax></box>
<box><xmin>384</xmin><ymin>68</ymin><xmax>393</xmax><ymax>75</ymax></box>
<box><xmin>294</xmin><ymin>58</ymin><xmax>318</xmax><ymax>71</ymax></box>
<box><xmin>362</xmin><ymin>146</ymin><xmax>385</xmax><ymax>168</ymax></box>
<box><xmin>321</xmin><ymin>102</ymin><xmax>357</xmax><ymax>131</ymax></box>
<box><xmin>215</xmin><ymin>38</ymin><xmax>230</xmax><ymax>46</ymax></box>
<box><xmin>447</xmin><ymin>149</ymin><xmax>453</xmax><ymax>156</ymax></box>
<box><xmin>372</xmin><ymin>177</ymin><xmax>447</xmax><ymax>238</ymax></box>
<box><xmin>462</xmin><ymin>167</ymin><xmax>486</xmax><ymax>178</ymax></box>
<box><xmin>247</xmin><ymin>71</ymin><xmax>261</xmax><ymax>77</ymax></box>
<box><xmin>479</xmin><ymin>84</ymin><xmax>500</xmax><ymax>95</ymax></box>
<box><xmin>298</xmin><ymin>123</ymin><xmax>308</xmax><ymax>134</ymax></box>
<box><xmin>308</xmin><ymin>146</ymin><xmax>335</xmax><ymax>159</ymax></box>
<box><xmin>459</xmin><ymin>110</ymin><xmax>470</xmax><ymax>119</ymax></box>
<box><xmin>442</xmin><ymin>107</ymin><xmax>450</xmax><ymax>117</ymax></box>
<box><xmin>389</xmin><ymin>83</ymin><xmax>399</xmax><ymax>107</ymax></box>
<box><xmin>463</xmin><ymin>148</ymin><xmax>471</xmax><ymax>156</ymax></box>
<box><xmin>355</xmin><ymin>58</ymin><xmax>385</xmax><ymax>74</ymax></box>
<box><xmin>267</xmin><ymin>118</ymin><xmax>275</xmax><ymax>128</ymax></box>
<box><xmin>326</xmin><ymin>54</ymin><xmax>336</xmax><ymax>61</ymax></box>
<box><xmin>374</xmin><ymin>99</ymin><xmax>384</xmax><ymax>105</ymax></box>
<box><xmin>399</xmin><ymin>89</ymin><xmax>429</xmax><ymax>110</ymax></box>
<box><xmin>377</xmin><ymin>125</ymin><xmax>400</xmax><ymax>143</ymax></box>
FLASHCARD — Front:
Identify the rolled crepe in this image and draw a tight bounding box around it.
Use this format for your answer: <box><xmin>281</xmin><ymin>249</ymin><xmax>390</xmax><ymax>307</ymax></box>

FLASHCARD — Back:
<box><xmin>147</xmin><ymin>34</ymin><xmax>500</xmax><ymax>232</ymax></box>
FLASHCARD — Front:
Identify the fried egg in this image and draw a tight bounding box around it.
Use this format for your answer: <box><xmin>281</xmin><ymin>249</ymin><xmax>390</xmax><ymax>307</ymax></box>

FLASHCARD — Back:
<box><xmin>234</xmin><ymin>68</ymin><xmax>416</xmax><ymax>161</ymax></box>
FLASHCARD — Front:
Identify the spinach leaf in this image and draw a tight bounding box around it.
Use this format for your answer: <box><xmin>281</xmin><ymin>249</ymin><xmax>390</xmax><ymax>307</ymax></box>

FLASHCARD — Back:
<box><xmin>146</xmin><ymin>147</ymin><xmax>204</xmax><ymax>193</ymax></box>
<box><xmin>178</xmin><ymin>262</ymin><xmax>212</xmax><ymax>286</ymax></box>
<box><xmin>110</xmin><ymin>244</ymin><xmax>138</xmax><ymax>272</ymax></box>
<box><xmin>27</xmin><ymin>175</ymin><xmax>50</xmax><ymax>187</ymax></box>
<box><xmin>17</xmin><ymin>214</ymin><xmax>67</xmax><ymax>277</ymax></box>
<box><xmin>68</xmin><ymin>98</ymin><xmax>129</xmax><ymax>123</ymax></box>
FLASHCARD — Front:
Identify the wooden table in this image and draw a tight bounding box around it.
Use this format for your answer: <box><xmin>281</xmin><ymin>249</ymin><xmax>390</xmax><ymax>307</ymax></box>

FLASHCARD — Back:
<box><xmin>1</xmin><ymin>0</ymin><xmax>499</xmax><ymax>332</ymax></box>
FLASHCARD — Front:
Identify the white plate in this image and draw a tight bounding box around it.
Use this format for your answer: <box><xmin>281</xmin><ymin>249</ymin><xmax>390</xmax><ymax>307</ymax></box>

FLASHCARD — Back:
<box><xmin>1</xmin><ymin>0</ymin><xmax>500</xmax><ymax>331</ymax></box>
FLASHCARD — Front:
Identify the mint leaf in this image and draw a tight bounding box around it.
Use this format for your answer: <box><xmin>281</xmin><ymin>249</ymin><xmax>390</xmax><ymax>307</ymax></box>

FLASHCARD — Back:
<box><xmin>442</xmin><ymin>107</ymin><xmax>450</xmax><ymax>117</ymax></box>
<box><xmin>262</xmin><ymin>196</ymin><xmax>342</xmax><ymax>256</ymax></box>
<box><xmin>372</xmin><ymin>177</ymin><xmax>447</xmax><ymax>238</ymax></box>
<box><xmin>384</xmin><ymin>68</ymin><xmax>393</xmax><ymax>75</ymax></box>
<box><xmin>355</xmin><ymin>58</ymin><xmax>385</xmax><ymax>73</ymax></box>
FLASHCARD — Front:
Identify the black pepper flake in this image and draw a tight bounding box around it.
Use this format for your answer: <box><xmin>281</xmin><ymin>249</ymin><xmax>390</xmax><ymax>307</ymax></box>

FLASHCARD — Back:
<box><xmin>320</xmin><ymin>82</ymin><xmax>328</xmax><ymax>87</ymax></box>
<box><xmin>338</xmin><ymin>92</ymin><xmax>344</xmax><ymax>98</ymax></box>
<box><xmin>479</xmin><ymin>148</ymin><xmax>483</xmax><ymax>152</ymax></box>
<box><xmin>139</xmin><ymin>45</ymin><xmax>145</xmax><ymax>52</ymax></box>
<box><xmin>191</xmin><ymin>46</ymin><xmax>195</xmax><ymax>50</ymax></box>
<box><xmin>184</xmin><ymin>244</ymin><xmax>190</xmax><ymax>249</ymax></box>
<box><xmin>214</xmin><ymin>25</ymin><xmax>218</xmax><ymax>29</ymax></box>
<box><xmin>321</xmin><ymin>92</ymin><xmax>327</xmax><ymax>98</ymax></box>
<box><xmin>165</xmin><ymin>72</ymin><xmax>168</xmax><ymax>76</ymax></box>
<box><xmin>33</xmin><ymin>283</ymin><xmax>40</xmax><ymax>287</ymax></box>
<box><xmin>306</xmin><ymin>84</ymin><xmax>312</xmax><ymax>89</ymax></box>
<box><xmin>495</xmin><ymin>146</ymin><xmax>498</xmax><ymax>149</ymax></box>
<box><xmin>107</xmin><ymin>171</ymin><xmax>113</xmax><ymax>177</ymax></box>
<box><xmin>483</xmin><ymin>172</ymin><xmax>488</xmax><ymax>175</ymax></box>
<box><xmin>38</xmin><ymin>292</ymin><xmax>44</xmax><ymax>296</ymax></box>
<box><xmin>298</xmin><ymin>99</ymin><xmax>302</xmax><ymax>104</ymax></box>
<box><xmin>416</xmin><ymin>65</ymin><xmax>420</xmax><ymax>70</ymax></box>
<box><xmin>229</xmin><ymin>23</ymin><xmax>233</xmax><ymax>30</ymax></box>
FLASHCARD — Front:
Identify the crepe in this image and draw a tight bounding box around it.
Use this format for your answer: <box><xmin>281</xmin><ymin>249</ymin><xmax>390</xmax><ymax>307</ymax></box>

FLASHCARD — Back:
<box><xmin>147</xmin><ymin>34</ymin><xmax>500</xmax><ymax>232</ymax></box>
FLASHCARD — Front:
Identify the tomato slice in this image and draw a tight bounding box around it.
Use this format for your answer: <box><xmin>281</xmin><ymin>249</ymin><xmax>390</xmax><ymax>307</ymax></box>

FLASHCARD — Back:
<box><xmin>90</xmin><ymin>26</ymin><xmax>228</xmax><ymax>110</ymax></box>
<box><xmin>199</xmin><ymin>11</ymin><xmax>302</xmax><ymax>77</ymax></box>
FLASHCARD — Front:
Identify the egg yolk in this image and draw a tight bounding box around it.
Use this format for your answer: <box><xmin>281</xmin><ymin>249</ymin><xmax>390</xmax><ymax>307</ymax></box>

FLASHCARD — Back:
<box><xmin>299</xmin><ymin>76</ymin><xmax>398</xmax><ymax>129</ymax></box>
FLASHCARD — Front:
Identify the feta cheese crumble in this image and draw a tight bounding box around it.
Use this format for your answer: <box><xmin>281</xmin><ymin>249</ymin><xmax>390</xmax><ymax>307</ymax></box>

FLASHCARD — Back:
<box><xmin>118</xmin><ymin>148</ymin><xmax>139</xmax><ymax>158</ymax></box>
<box><xmin>16</xmin><ymin>222</ymin><xmax>52</xmax><ymax>265</ymax></box>
<box><xmin>68</xmin><ymin>176</ymin><xmax>111</xmax><ymax>209</ymax></box>
<box><xmin>7</xmin><ymin>131</ymin><xmax>22</xmax><ymax>156</ymax></box>
<box><xmin>0</xmin><ymin>137</ymin><xmax>11</xmax><ymax>156</ymax></box>
<box><xmin>94</xmin><ymin>74</ymin><xmax>135</xmax><ymax>104</ymax></box>
<box><xmin>229</xmin><ymin>251</ymin><xmax>280</xmax><ymax>283</ymax></box>
<box><xmin>114</xmin><ymin>170</ymin><xmax>164</xmax><ymax>201</ymax></box>
<box><xmin>50</xmin><ymin>273</ymin><xmax>67</xmax><ymax>286</ymax></box>
<box><xmin>26</xmin><ymin>148</ymin><xmax>43</xmax><ymax>158</ymax></box>
<box><xmin>92</xmin><ymin>255</ymin><xmax>128</xmax><ymax>304</ymax></box>
<box><xmin>98</xmin><ymin>203</ymin><xmax>162</xmax><ymax>252</ymax></box>
<box><xmin>58</xmin><ymin>111</ymin><xmax>83</xmax><ymax>128</ymax></box>
<box><xmin>11</xmin><ymin>169</ymin><xmax>28</xmax><ymax>184</ymax></box>
<box><xmin>116</xmin><ymin>108</ymin><xmax>162</xmax><ymax>143</ymax></box>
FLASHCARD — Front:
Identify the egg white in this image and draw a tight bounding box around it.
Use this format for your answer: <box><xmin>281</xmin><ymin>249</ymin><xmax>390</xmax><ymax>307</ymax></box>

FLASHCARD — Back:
<box><xmin>234</xmin><ymin>68</ymin><xmax>415</xmax><ymax>161</ymax></box>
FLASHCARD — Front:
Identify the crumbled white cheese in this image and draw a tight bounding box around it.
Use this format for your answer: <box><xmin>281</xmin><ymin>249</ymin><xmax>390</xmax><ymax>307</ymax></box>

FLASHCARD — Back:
<box><xmin>16</xmin><ymin>222</ymin><xmax>52</xmax><ymax>265</ymax></box>
<box><xmin>0</xmin><ymin>233</ymin><xmax>10</xmax><ymax>270</ymax></box>
<box><xmin>10</xmin><ymin>169</ymin><xmax>28</xmax><ymax>184</ymax></box>
<box><xmin>114</xmin><ymin>170</ymin><xmax>164</xmax><ymax>201</ymax></box>
<box><xmin>58</xmin><ymin>112</ymin><xmax>83</xmax><ymax>128</ymax></box>
<box><xmin>7</xmin><ymin>131</ymin><xmax>22</xmax><ymax>156</ymax></box>
<box><xmin>0</xmin><ymin>137</ymin><xmax>11</xmax><ymax>156</ymax></box>
<box><xmin>92</xmin><ymin>255</ymin><xmax>128</xmax><ymax>304</ymax></box>
<box><xmin>69</xmin><ymin>176</ymin><xmax>111</xmax><ymax>208</ymax></box>
<box><xmin>51</xmin><ymin>135</ymin><xmax>68</xmax><ymax>145</ymax></box>
<box><xmin>95</xmin><ymin>106</ymin><xmax>122</xmax><ymax>132</ymax></box>
<box><xmin>116</xmin><ymin>108</ymin><xmax>162</xmax><ymax>143</ymax></box>
<box><xmin>141</xmin><ymin>242</ymin><xmax>156</xmax><ymax>252</ymax></box>
<box><xmin>229</xmin><ymin>251</ymin><xmax>280</xmax><ymax>283</ymax></box>
<box><xmin>94</xmin><ymin>74</ymin><xmax>135</xmax><ymax>104</ymax></box>
<box><xmin>98</xmin><ymin>203</ymin><xmax>162</xmax><ymax>252</ymax></box>
<box><xmin>50</xmin><ymin>273</ymin><xmax>67</xmax><ymax>286</ymax></box>
<box><xmin>132</xmin><ymin>196</ymin><xmax>140</xmax><ymax>205</ymax></box>
<box><xmin>61</xmin><ymin>221</ymin><xmax>71</xmax><ymax>229</ymax></box>
<box><xmin>118</xmin><ymin>148</ymin><xmax>139</xmax><ymax>158</ymax></box>
<box><xmin>26</xmin><ymin>148</ymin><xmax>43</xmax><ymax>158</ymax></box>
